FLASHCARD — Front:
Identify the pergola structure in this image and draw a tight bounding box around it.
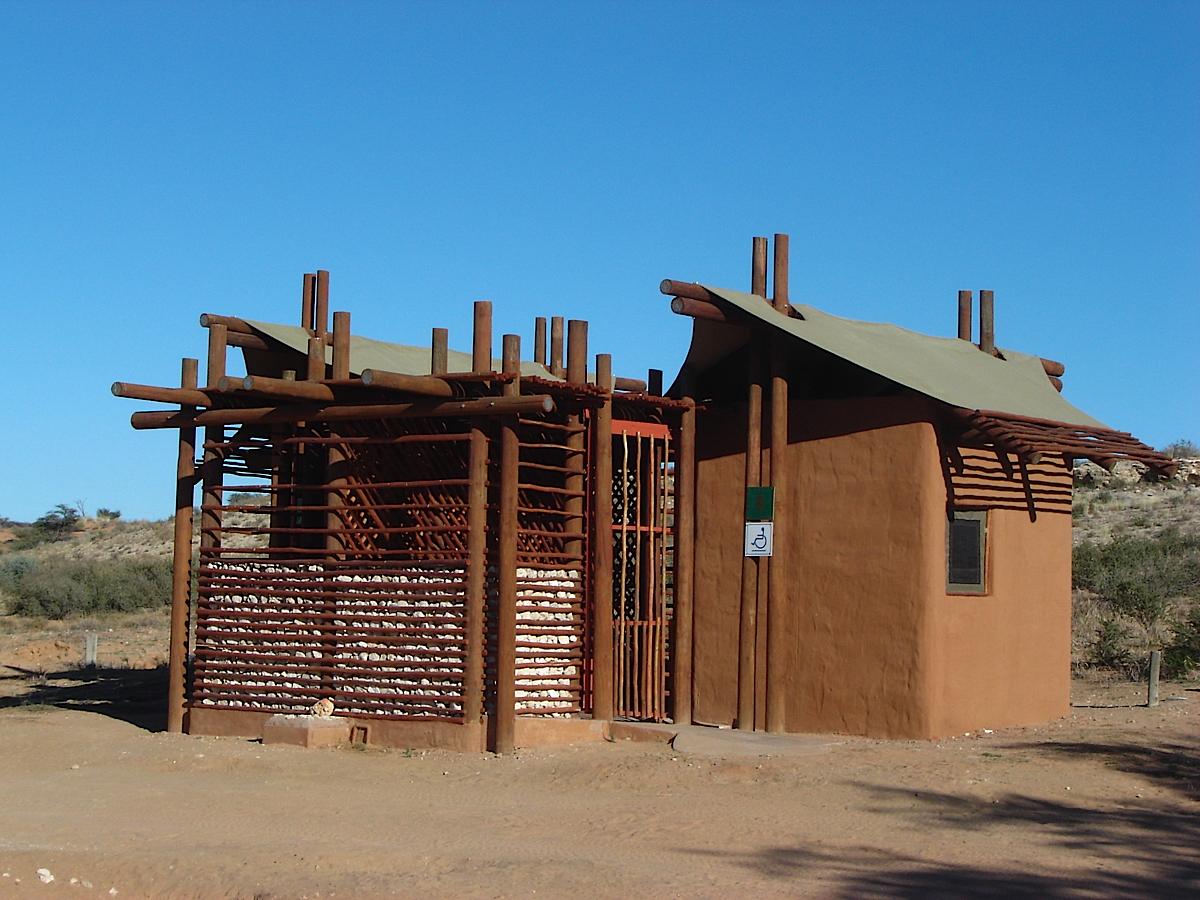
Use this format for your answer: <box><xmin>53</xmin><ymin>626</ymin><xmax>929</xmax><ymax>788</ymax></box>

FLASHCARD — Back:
<box><xmin>115</xmin><ymin>276</ymin><xmax>695</xmax><ymax>752</ymax></box>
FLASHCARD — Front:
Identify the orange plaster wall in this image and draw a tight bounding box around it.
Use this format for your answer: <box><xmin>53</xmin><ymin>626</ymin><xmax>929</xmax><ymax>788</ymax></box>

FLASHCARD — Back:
<box><xmin>693</xmin><ymin>397</ymin><xmax>943</xmax><ymax>737</ymax></box>
<box><xmin>692</xmin><ymin>395</ymin><xmax>1073</xmax><ymax>740</ymax></box>
<box><xmin>925</xmin><ymin>505</ymin><xmax>1072</xmax><ymax>736</ymax></box>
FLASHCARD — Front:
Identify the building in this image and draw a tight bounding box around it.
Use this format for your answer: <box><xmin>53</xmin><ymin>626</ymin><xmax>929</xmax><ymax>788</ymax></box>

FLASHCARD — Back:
<box><xmin>116</xmin><ymin>235</ymin><xmax>1173</xmax><ymax>749</ymax></box>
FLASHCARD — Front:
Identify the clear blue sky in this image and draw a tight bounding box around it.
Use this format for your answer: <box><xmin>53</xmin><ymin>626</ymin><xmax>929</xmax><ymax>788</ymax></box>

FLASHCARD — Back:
<box><xmin>2</xmin><ymin>1</ymin><xmax>1196</xmax><ymax>521</ymax></box>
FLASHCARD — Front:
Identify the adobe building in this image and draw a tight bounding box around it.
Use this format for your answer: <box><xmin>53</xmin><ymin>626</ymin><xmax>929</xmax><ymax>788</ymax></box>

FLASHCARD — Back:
<box><xmin>115</xmin><ymin>233</ymin><xmax>1173</xmax><ymax>750</ymax></box>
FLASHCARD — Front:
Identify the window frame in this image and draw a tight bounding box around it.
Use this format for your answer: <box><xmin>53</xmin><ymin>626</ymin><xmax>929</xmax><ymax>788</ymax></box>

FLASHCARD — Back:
<box><xmin>946</xmin><ymin>509</ymin><xmax>988</xmax><ymax>595</ymax></box>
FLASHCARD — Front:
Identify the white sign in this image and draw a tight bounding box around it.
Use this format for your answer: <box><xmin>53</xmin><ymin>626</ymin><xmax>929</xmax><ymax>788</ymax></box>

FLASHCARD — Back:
<box><xmin>744</xmin><ymin>522</ymin><xmax>774</xmax><ymax>557</ymax></box>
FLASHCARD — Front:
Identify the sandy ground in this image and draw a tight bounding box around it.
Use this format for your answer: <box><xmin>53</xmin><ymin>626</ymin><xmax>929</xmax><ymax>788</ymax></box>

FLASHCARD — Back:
<box><xmin>0</xmin><ymin>638</ymin><xmax>1196</xmax><ymax>900</ymax></box>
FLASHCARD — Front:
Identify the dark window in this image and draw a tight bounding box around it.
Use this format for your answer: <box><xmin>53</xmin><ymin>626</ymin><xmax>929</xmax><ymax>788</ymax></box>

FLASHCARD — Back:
<box><xmin>947</xmin><ymin>510</ymin><xmax>987</xmax><ymax>594</ymax></box>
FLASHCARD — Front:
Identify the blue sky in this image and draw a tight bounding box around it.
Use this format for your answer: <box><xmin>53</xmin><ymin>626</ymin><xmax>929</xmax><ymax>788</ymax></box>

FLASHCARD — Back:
<box><xmin>2</xmin><ymin>1</ymin><xmax>1196</xmax><ymax>521</ymax></box>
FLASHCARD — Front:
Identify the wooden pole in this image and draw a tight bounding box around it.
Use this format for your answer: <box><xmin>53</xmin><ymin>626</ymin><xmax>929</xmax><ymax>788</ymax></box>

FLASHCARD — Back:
<box><xmin>473</xmin><ymin>301</ymin><xmax>493</xmax><ymax>374</ymax></box>
<box><xmin>464</xmin><ymin>427</ymin><xmax>487</xmax><ymax>725</ymax></box>
<box><xmin>738</xmin><ymin>351</ymin><xmax>763</xmax><ymax>729</ymax></box>
<box><xmin>772</xmin><ymin>233</ymin><xmax>790</xmax><ymax>314</ymax></box>
<box><xmin>130</xmin><ymin>395</ymin><xmax>557</xmax><ymax>429</ymax></box>
<box><xmin>957</xmin><ymin>290</ymin><xmax>972</xmax><ymax>341</ymax></box>
<box><xmin>314</xmin><ymin>269</ymin><xmax>330</xmax><ymax>339</ymax></box>
<box><xmin>592</xmin><ymin>353</ymin><xmax>615</xmax><ymax>721</ymax></box>
<box><xmin>550</xmin><ymin>316</ymin><xmax>565</xmax><ymax>377</ymax></box>
<box><xmin>112</xmin><ymin>382</ymin><xmax>212</xmax><ymax>406</ymax></box>
<box><xmin>765</xmin><ymin>333</ymin><xmax>789</xmax><ymax>733</ymax></box>
<box><xmin>567</xmin><ymin>320</ymin><xmax>587</xmax><ymax>384</ymax></box>
<box><xmin>206</xmin><ymin>324</ymin><xmax>227</xmax><ymax>387</ymax></box>
<box><xmin>752</xmin><ymin>236</ymin><xmax>768</xmax><ymax>298</ymax></box>
<box><xmin>167</xmin><ymin>357</ymin><xmax>198</xmax><ymax>734</ymax></box>
<box><xmin>565</xmin><ymin>320</ymin><xmax>587</xmax><ymax>562</ymax></box>
<box><xmin>979</xmin><ymin>289</ymin><xmax>995</xmax><ymax>355</ymax></box>
<box><xmin>431</xmin><ymin>328</ymin><xmax>449</xmax><ymax>376</ymax></box>
<box><xmin>495</xmin><ymin>335</ymin><xmax>521</xmax><ymax>753</ymax></box>
<box><xmin>199</xmin><ymin>329</ymin><xmax>225</xmax><ymax>674</ymax></box>
<box><xmin>301</xmin><ymin>273</ymin><xmax>315</xmax><ymax>332</ymax></box>
<box><xmin>1148</xmin><ymin>649</ymin><xmax>1161</xmax><ymax>708</ymax></box>
<box><xmin>534</xmin><ymin>317</ymin><xmax>547</xmax><ymax>366</ymax></box>
<box><xmin>360</xmin><ymin>369</ymin><xmax>455</xmax><ymax>397</ymax></box>
<box><xmin>306</xmin><ymin>336</ymin><xmax>326</xmax><ymax>381</ymax></box>
<box><xmin>332</xmin><ymin>312</ymin><xmax>351</xmax><ymax>380</ymax></box>
<box><xmin>647</xmin><ymin>369</ymin><xmax>663</xmax><ymax>396</ymax></box>
<box><xmin>674</xmin><ymin>399</ymin><xmax>696</xmax><ymax>726</ymax></box>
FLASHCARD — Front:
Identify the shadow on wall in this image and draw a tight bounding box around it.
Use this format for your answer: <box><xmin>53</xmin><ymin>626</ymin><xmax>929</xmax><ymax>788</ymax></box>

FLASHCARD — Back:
<box><xmin>0</xmin><ymin>663</ymin><xmax>167</xmax><ymax>732</ymax></box>
<box><xmin>679</xmin><ymin>740</ymin><xmax>1200</xmax><ymax>896</ymax></box>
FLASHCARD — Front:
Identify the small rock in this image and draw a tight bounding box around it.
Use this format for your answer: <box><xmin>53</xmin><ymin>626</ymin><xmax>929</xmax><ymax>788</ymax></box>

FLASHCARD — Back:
<box><xmin>71</xmin><ymin>764</ymin><xmax>80</xmax><ymax>770</ymax></box>
<box><xmin>1065</xmin><ymin>786</ymin><xmax>1071</xmax><ymax>791</ymax></box>
<box><xmin>109</xmin><ymin>888</ymin><xmax>119</xmax><ymax>896</ymax></box>
<box><xmin>70</xmin><ymin>877</ymin><xmax>79</xmax><ymax>884</ymax></box>
<box><xmin>38</xmin><ymin>868</ymin><xmax>54</xmax><ymax>883</ymax></box>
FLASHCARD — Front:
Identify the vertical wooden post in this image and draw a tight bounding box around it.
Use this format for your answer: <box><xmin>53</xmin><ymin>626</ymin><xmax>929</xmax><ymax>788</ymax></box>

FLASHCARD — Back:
<box><xmin>464</xmin><ymin>427</ymin><xmax>487</xmax><ymax>725</ymax></box>
<box><xmin>550</xmin><ymin>316</ymin><xmax>565</xmax><ymax>377</ymax></box>
<box><xmin>752</xmin><ymin>236</ymin><xmax>768</xmax><ymax>298</ymax></box>
<box><xmin>764</xmin><ymin>234</ymin><xmax>791</xmax><ymax>733</ymax></box>
<box><xmin>315</xmin><ymin>269</ymin><xmax>330</xmax><ymax>339</ymax></box>
<box><xmin>331</xmin><ymin>311</ymin><xmax>351</xmax><ymax>380</ymax></box>
<box><xmin>647</xmin><ymin>368</ymin><xmax>663</xmax><ymax>396</ymax></box>
<box><xmin>534</xmin><ymin>317</ymin><xmax>547</xmax><ymax>366</ymax></box>
<box><xmin>565</xmin><ymin>321</ymin><xmax>588</xmax><ymax>561</ymax></box>
<box><xmin>674</xmin><ymin>398</ymin><xmax>696</xmax><ymax>726</ymax></box>
<box><xmin>431</xmin><ymin>328</ymin><xmax>449</xmax><ymax>376</ymax></box>
<box><xmin>592</xmin><ymin>353</ymin><xmax>615</xmax><ymax>721</ymax></box>
<box><xmin>957</xmin><ymin>290</ymin><xmax>973</xmax><ymax>342</ymax></box>
<box><xmin>738</xmin><ymin>352</ymin><xmax>763</xmax><ymax>730</ymax></box>
<box><xmin>306</xmin><ymin>336</ymin><xmax>325</xmax><ymax>381</ymax></box>
<box><xmin>301</xmin><ymin>273</ymin><xmax>315</xmax><ymax>332</ymax></box>
<box><xmin>495</xmin><ymin>334</ymin><xmax>521</xmax><ymax>754</ymax></box>
<box><xmin>473</xmin><ymin>301</ymin><xmax>493</xmax><ymax>374</ymax></box>
<box><xmin>201</xmin><ymin>325</ymin><xmax>226</xmax><ymax>560</ymax></box>
<box><xmin>979</xmin><ymin>289</ymin><xmax>995</xmax><ymax>355</ymax></box>
<box><xmin>168</xmin><ymin>357</ymin><xmax>198</xmax><ymax>734</ymax></box>
<box><xmin>1148</xmin><ymin>650</ymin><xmax>1161</xmax><ymax>708</ymax></box>
<box><xmin>772</xmin><ymin>233</ymin><xmax>790</xmax><ymax>314</ymax></box>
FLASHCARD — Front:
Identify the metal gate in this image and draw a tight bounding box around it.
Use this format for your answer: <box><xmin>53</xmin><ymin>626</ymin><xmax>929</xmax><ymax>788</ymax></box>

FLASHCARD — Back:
<box><xmin>611</xmin><ymin>420</ymin><xmax>674</xmax><ymax>721</ymax></box>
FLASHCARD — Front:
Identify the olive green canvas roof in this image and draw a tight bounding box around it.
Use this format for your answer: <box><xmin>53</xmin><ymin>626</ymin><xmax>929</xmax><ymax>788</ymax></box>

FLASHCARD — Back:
<box><xmin>678</xmin><ymin>285</ymin><xmax>1107</xmax><ymax>429</ymax></box>
<box><xmin>244</xmin><ymin>320</ymin><xmax>560</xmax><ymax>380</ymax></box>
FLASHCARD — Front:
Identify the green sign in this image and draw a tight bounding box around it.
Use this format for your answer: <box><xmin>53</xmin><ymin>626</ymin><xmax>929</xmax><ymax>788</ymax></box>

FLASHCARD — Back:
<box><xmin>745</xmin><ymin>486</ymin><xmax>775</xmax><ymax>522</ymax></box>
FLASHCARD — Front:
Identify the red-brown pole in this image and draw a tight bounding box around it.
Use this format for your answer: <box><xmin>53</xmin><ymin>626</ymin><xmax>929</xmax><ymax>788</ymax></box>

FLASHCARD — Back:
<box><xmin>765</xmin><ymin>333</ymin><xmax>789</xmax><ymax>733</ymax></box>
<box><xmin>566</xmin><ymin>320</ymin><xmax>587</xmax><ymax>384</ymax></box>
<box><xmin>331</xmin><ymin>311</ymin><xmax>351</xmax><ymax>380</ymax></box>
<box><xmin>431</xmin><ymin>328</ymin><xmax>449</xmax><ymax>376</ymax></box>
<box><xmin>592</xmin><ymin>353</ymin><xmax>615</xmax><ymax>721</ymax></box>
<box><xmin>979</xmin><ymin>289</ymin><xmax>995</xmax><ymax>355</ymax></box>
<box><xmin>550</xmin><ymin>316</ymin><xmax>565</xmax><ymax>378</ymax></box>
<box><xmin>167</xmin><ymin>357</ymin><xmax>198</xmax><ymax>734</ymax></box>
<box><xmin>674</xmin><ymin>398</ymin><xmax>697</xmax><ymax>726</ymax></box>
<box><xmin>772</xmin><ymin>233</ymin><xmax>790</xmax><ymax>313</ymax></box>
<box><xmin>464</xmin><ymin>426</ymin><xmax>487</xmax><ymax>725</ymax></box>
<box><xmin>957</xmin><ymin>290</ymin><xmax>973</xmax><ymax>342</ymax></box>
<box><xmin>752</xmin><ymin>236</ymin><xmax>768</xmax><ymax>298</ymax></box>
<box><xmin>301</xmin><ymin>273</ymin><xmax>315</xmax><ymax>332</ymax></box>
<box><xmin>494</xmin><ymin>334</ymin><xmax>521</xmax><ymax>753</ymax></box>
<box><xmin>473</xmin><ymin>301</ymin><xmax>493</xmax><ymax>374</ymax></box>
<box><xmin>206</xmin><ymin>323</ymin><xmax>227</xmax><ymax>388</ymax></box>
<box><xmin>306</xmin><ymin>336</ymin><xmax>325</xmax><ymax>381</ymax></box>
<box><xmin>534</xmin><ymin>317</ymin><xmax>547</xmax><ymax>366</ymax></box>
<box><xmin>738</xmin><ymin>352</ymin><xmax>763</xmax><ymax>729</ymax></box>
<box><xmin>314</xmin><ymin>269</ymin><xmax>330</xmax><ymax>339</ymax></box>
<box><xmin>647</xmin><ymin>369</ymin><xmax>663</xmax><ymax>396</ymax></box>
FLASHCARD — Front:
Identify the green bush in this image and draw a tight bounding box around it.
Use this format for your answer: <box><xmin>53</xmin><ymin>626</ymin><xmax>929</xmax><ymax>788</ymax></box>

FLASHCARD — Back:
<box><xmin>1164</xmin><ymin>606</ymin><xmax>1200</xmax><ymax>679</ymax></box>
<box><xmin>1162</xmin><ymin>438</ymin><xmax>1199</xmax><ymax>459</ymax></box>
<box><xmin>1090</xmin><ymin>617</ymin><xmax>1134</xmax><ymax>672</ymax></box>
<box><xmin>2</xmin><ymin>556</ymin><xmax>172</xmax><ymax>619</ymax></box>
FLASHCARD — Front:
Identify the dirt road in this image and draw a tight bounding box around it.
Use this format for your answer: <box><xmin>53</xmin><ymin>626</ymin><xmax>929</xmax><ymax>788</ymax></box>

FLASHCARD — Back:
<box><xmin>0</xmin><ymin>666</ymin><xmax>1196</xmax><ymax>899</ymax></box>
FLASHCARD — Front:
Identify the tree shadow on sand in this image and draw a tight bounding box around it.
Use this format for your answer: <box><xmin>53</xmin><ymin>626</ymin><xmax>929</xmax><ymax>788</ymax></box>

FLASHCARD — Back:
<box><xmin>681</xmin><ymin>739</ymin><xmax>1200</xmax><ymax>896</ymax></box>
<box><xmin>0</xmin><ymin>663</ymin><xmax>167</xmax><ymax>731</ymax></box>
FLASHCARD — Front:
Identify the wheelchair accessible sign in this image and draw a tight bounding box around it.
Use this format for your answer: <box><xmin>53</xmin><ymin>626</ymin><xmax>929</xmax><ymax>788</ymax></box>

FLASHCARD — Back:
<box><xmin>744</xmin><ymin>486</ymin><xmax>774</xmax><ymax>557</ymax></box>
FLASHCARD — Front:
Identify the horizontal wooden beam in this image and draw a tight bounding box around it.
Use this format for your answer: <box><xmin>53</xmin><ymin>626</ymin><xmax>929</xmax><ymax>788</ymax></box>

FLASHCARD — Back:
<box><xmin>670</xmin><ymin>296</ymin><xmax>728</xmax><ymax>323</ymax></box>
<box><xmin>112</xmin><ymin>382</ymin><xmax>212</xmax><ymax>406</ymax></box>
<box><xmin>360</xmin><ymin>368</ymin><xmax>455</xmax><ymax>397</ymax></box>
<box><xmin>613</xmin><ymin>376</ymin><xmax>647</xmax><ymax>392</ymax></box>
<box><xmin>199</xmin><ymin>313</ymin><xmax>254</xmax><ymax>335</ymax></box>
<box><xmin>659</xmin><ymin>280</ymin><xmax>713</xmax><ymax>302</ymax></box>
<box><xmin>131</xmin><ymin>395</ymin><xmax>556</xmax><ymax>430</ymax></box>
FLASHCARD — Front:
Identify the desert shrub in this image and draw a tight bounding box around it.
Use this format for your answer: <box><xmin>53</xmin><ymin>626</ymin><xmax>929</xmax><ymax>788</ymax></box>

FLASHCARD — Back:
<box><xmin>1163</xmin><ymin>605</ymin><xmax>1200</xmax><ymax>679</ymax></box>
<box><xmin>1090</xmin><ymin>617</ymin><xmax>1135</xmax><ymax>672</ymax></box>
<box><xmin>1162</xmin><ymin>438</ymin><xmax>1199</xmax><ymax>459</ymax></box>
<box><xmin>33</xmin><ymin>503</ymin><xmax>81</xmax><ymax>540</ymax></box>
<box><xmin>96</xmin><ymin>508</ymin><xmax>121</xmax><ymax>520</ymax></box>
<box><xmin>3</xmin><ymin>556</ymin><xmax>171</xmax><ymax>619</ymax></box>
